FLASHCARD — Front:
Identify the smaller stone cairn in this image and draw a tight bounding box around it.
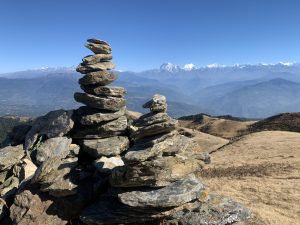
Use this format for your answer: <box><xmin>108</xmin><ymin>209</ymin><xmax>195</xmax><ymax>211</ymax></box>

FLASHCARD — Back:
<box><xmin>80</xmin><ymin>94</ymin><xmax>212</xmax><ymax>224</ymax></box>
<box><xmin>73</xmin><ymin>38</ymin><xmax>129</xmax><ymax>171</ymax></box>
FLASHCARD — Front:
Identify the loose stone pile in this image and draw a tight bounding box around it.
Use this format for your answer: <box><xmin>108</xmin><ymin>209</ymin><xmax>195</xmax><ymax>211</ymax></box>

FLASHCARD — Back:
<box><xmin>73</xmin><ymin>39</ymin><xmax>129</xmax><ymax>170</ymax></box>
<box><xmin>0</xmin><ymin>145</ymin><xmax>36</xmax><ymax>220</ymax></box>
<box><xmin>0</xmin><ymin>38</ymin><xmax>250</xmax><ymax>225</ymax></box>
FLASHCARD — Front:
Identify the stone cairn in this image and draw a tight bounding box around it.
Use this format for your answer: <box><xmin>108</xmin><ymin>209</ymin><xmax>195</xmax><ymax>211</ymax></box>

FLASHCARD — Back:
<box><xmin>73</xmin><ymin>38</ymin><xmax>129</xmax><ymax>171</ymax></box>
<box><xmin>79</xmin><ymin>94</ymin><xmax>247</xmax><ymax>225</ymax></box>
<box><xmin>0</xmin><ymin>38</ymin><xmax>250</xmax><ymax>225</ymax></box>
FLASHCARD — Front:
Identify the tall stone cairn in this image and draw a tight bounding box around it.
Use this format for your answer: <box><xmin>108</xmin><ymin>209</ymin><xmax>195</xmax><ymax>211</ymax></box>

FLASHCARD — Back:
<box><xmin>73</xmin><ymin>38</ymin><xmax>129</xmax><ymax>166</ymax></box>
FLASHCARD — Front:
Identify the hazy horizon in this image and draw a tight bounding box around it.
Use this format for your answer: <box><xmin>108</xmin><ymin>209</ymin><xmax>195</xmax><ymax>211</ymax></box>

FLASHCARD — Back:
<box><xmin>0</xmin><ymin>61</ymin><xmax>299</xmax><ymax>74</ymax></box>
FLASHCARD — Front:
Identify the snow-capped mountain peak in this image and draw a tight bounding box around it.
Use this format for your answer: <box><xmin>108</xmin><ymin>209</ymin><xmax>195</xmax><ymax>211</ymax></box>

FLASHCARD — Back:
<box><xmin>206</xmin><ymin>63</ymin><xmax>226</xmax><ymax>69</ymax></box>
<box><xmin>160</xmin><ymin>63</ymin><xmax>180</xmax><ymax>72</ymax></box>
<box><xmin>183</xmin><ymin>63</ymin><xmax>197</xmax><ymax>71</ymax></box>
<box><xmin>278</xmin><ymin>62</ymin><xmax>295</xmax><ymax>67</ymax></box>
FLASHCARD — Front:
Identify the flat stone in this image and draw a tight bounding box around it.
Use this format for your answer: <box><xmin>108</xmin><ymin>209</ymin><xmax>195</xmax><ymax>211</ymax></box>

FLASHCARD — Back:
<box><xmin>87</xmin><ymin>38</ymin><xmax>110</xmax><ymax>46</ymax></box>
<box><xmin>80</xmin><ymin>85</ymin><xmax>126</xmax><ymax>97</ymax></box>
<box><xmin>36</xmin><ymin>137</ymin><xmax>72</xmax><ymax>165</ymax></box>
<box><xmin>133</xmin><ymin>112</ymin><xmax>172</xmax><ymax>127</ymax></box>
<box><xmin>85</xmin><ymin>43</ymin><xmax>111</xmax><ymax>54</ymax></box>
<box><xmin>82</xmin><ymin>136</ymin><xmax>129</xmax><ymax>158</ymax></box>
<box><xmin>31</xmin><ymin>157</ymin><xmax>78</xmax><ymax>197</ymax></box>
<box><xmin>143</xmin><ymin>94</ymin><xmax>167</xmax><ymax>113</ymax></box>
<box><xmin>80</xmin><ymin>195</ymin><xmax>204</xmax><ymax>225</ymax></box>
<box><xmin>0</xmin><ymin>145</ymin><xmax>24</xmax><ymax>171</ymax></box>
<box><xmin>74</xmin><ymin>92</ymin><xmax>126</xmax><ymax>111</ymax></box>
<box><xmin>24</xmin><ymin>110</ymin><xmax>74</xmax><ymax>150</ymax></box>
<box><xmin>131</xmin><ymin>119</ymin><xmax>178</xmax><ymax>141</ymax></box>
<box><xmin>133</xmin><ymin>131</ymin><xmax>177</xmax><ymax>149</ymax></box>
<box><xmin>110</xmin><ymin>155</ymin><xmax>203</xmax><ymax>187</ymax></box>
<box><xmin>124</xmin><ymin>135</ymin><xmax>191</xmax><ymax>164</ymax></box>
<box><xmin>118</xmin><ymin>175</ymin><xmax>205</xmax><ymax>208</ymax></box>
<box><xmin>76</xmin><ymin>106</ymin><xmax>126</xmax><ymax>125</ymax></box>
<box><xmin>94</xmin><ymin>156</ymin><xmax>124</xmax><ymax>174</ymax></box>
<box><xmin>79</xmin><ymin>71</ymin><xmax>117</xmax><ymax>86</ymax></box>
<box><xmin>82</xmin><ymin>54</ymin><xmax>112</xmax><ymax>65</ymax></box>
<box><xmin>76</xmin><ymin>62</ymin><xmax>115</xmax><ymax>74</ymax></box>
<box><xmin>72</xmin><ymin>116</ymin><xmax>128</xmax><ymax>139</ymax></box>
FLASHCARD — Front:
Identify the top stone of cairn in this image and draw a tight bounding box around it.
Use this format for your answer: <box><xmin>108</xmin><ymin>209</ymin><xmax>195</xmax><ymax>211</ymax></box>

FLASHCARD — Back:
<box><xmin>143</xmin><ymin>94</ymin><xmax>167</xmax><ymax>113</ymax></box>
<box><xmin>85</xmin><ymin>38</ymin><xmax>112</xmax><ymax>54</ymax></box>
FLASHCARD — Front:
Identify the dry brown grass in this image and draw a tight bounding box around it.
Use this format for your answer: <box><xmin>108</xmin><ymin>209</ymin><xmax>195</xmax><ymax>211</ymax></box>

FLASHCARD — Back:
<box><xmin>197</xmin><ymin>131</ymin><xmax>300</xmax><ymax>225</ymax></box>
<box><xmin>179</xmin><ymin>115</ymin><xmax>255</xmax><ymax>139</ymax></box>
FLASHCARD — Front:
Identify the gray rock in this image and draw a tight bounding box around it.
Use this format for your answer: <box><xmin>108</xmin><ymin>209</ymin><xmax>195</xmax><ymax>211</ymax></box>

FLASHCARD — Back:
<box><xmin>87</xmin><ymin>38</ymin><xmax>110</xmax><ymax>45</ymax></box>
<box><xmin>124</xmin><ymin>135</ymin><xmax>191</xmax><ymax>164</ymax></box>
<box><xmin>118</xmin><ymin>175</ymin><xmax>205</xmax><ymax>208</ymax></box>
<box><xmin>10</xmin><ymin>181</ymin><xmax>93</xmax><ymax>225</ymax></box>
<box><xmin>24</xmin><ymin>110</ymin><xmax>74</xmax><ymax>150</ymax></box>
<box><xmin>76</xmin><ymin>106</ymin><xmax>126</xmax><ymax>125</ymax></box>
<box><xmin>85</xmin><ymin>43</ymin><xmax>111</xmax><ymax>54</ymax></box>
<box><xmin>167</xmin><ymin>194</ymin><xmax>251</xmax><ymax>225</ymax></box>
<box><xmin>143</xmin><ymin>94</ymin><xmax>167</xmax><ymax>113</ymax></box>
<box><xmin>131</xmin><ymin>119</ymin><xmax>178</xmax><ymax>141</ymax></box>
<box><xmin>82</xmin><ymin>136</ymin><xmax>129</xmax><ymax>158</ymax></box>
<box><xmin>133</xmin><ymin>112</ymin><xmax>172</xmax><ymax>127</ymax></box>
<box><xmin>110</xmin><ymin>156</ymin><xmax>203</xmax><ymax>187</ymax></box>
<box><xmin>0</xmin><ymin>145</ymin><xmax>24</xmax><ymax>171</ymax></box>
<box><xmin>74</xmin><ymin>92</ymin><xmax>126</xmax><ymax>111</ymax></box>
<box><xmin>79</xmin><ymin>71</ymin><xmax>117</xmax><ymax>86</ymax></box>
<box><xmin>80</xmin><ymin>195</ymin><xmax>203</xmax><ymax>225</ymax></box>
<box><xmin>82</xmin><ymin>54</ymin><xmax>112</xmax><ymax>65</ymax></box>
<box><xmin>94</xmin><ymin>156</ymin><xmax>124</xmax><ymax>174</ymax></box>
<box><xmin>0</xmin><ymin>175</ymin><xmax>19</xmax><ymax>220</ymax></box>
<box><xmin>76</xmin><ymin>62</ymin><xmax>115</xmax><ymax>74</ymax></box>
<box><xmin>10</xmin><ymin>188</ymin><xmax>69</xmax><ymax>225</ymax></box>
<box><xmin>80</xmin><ymin>85</ymin><xmax>126</xmax><ymax>97</ymax></box>
<box><xmin>72</xmin><ymin>115</ymin><xmax>128</xmax><ymax>139</ymax></box>
<box><xmin>36</xmin><ymin>137</ymin><xmax>72</xmax><ymax>165</ymax></box>
<box><xmin>32</xmin><ymin>157</ymin><xmax>78</xmax><ymax>197</ymax></box>
<box><xmin>133</xmin><ymin>131</ymin><xmax>177</xmax><ymax>149</ymax></box>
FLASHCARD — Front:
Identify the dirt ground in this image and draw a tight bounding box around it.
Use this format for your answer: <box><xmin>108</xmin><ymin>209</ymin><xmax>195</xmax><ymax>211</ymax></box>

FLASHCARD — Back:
<box><xmin>196</xmin><ymin>131</ymin><xmax>300</xmax><ymax>225</ymax></box>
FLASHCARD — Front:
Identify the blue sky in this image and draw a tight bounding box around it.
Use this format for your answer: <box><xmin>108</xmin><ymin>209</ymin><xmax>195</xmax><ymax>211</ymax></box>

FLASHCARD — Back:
<box><xmin>0</xmin><ymin>0</ymin><xmax>300</xmax><ymax>73</ymax></box>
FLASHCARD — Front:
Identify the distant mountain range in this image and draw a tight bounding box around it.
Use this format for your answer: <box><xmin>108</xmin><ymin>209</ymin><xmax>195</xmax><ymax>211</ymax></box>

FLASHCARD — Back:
<box><xmin>1</xmin><ymin>62</ymin><xmax>300</xmax><ymax>118</ymax></box>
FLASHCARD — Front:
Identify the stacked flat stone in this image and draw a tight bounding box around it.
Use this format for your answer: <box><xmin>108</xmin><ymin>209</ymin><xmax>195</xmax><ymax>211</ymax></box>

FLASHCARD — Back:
<box><xmin>80</xmin><ymin>95</ymin><xmax>210</xmax><ymax>224</ymax></box>
<box><xmin>73</xmin><ymin>39</ymin><xmax>129</xmax><ymax>165</ymax></box>
<box><xmin>111</xmin><ymin>94</ymin><xmax>207</xmax><ymax>187</ymax></box>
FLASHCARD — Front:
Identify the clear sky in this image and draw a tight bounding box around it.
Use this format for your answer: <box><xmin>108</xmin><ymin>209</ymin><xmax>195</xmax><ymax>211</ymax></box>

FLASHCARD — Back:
<box><xmin>0</xmin><ymin>0</ymin><xmax>300</xmax><ymax>73</ymax></box>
